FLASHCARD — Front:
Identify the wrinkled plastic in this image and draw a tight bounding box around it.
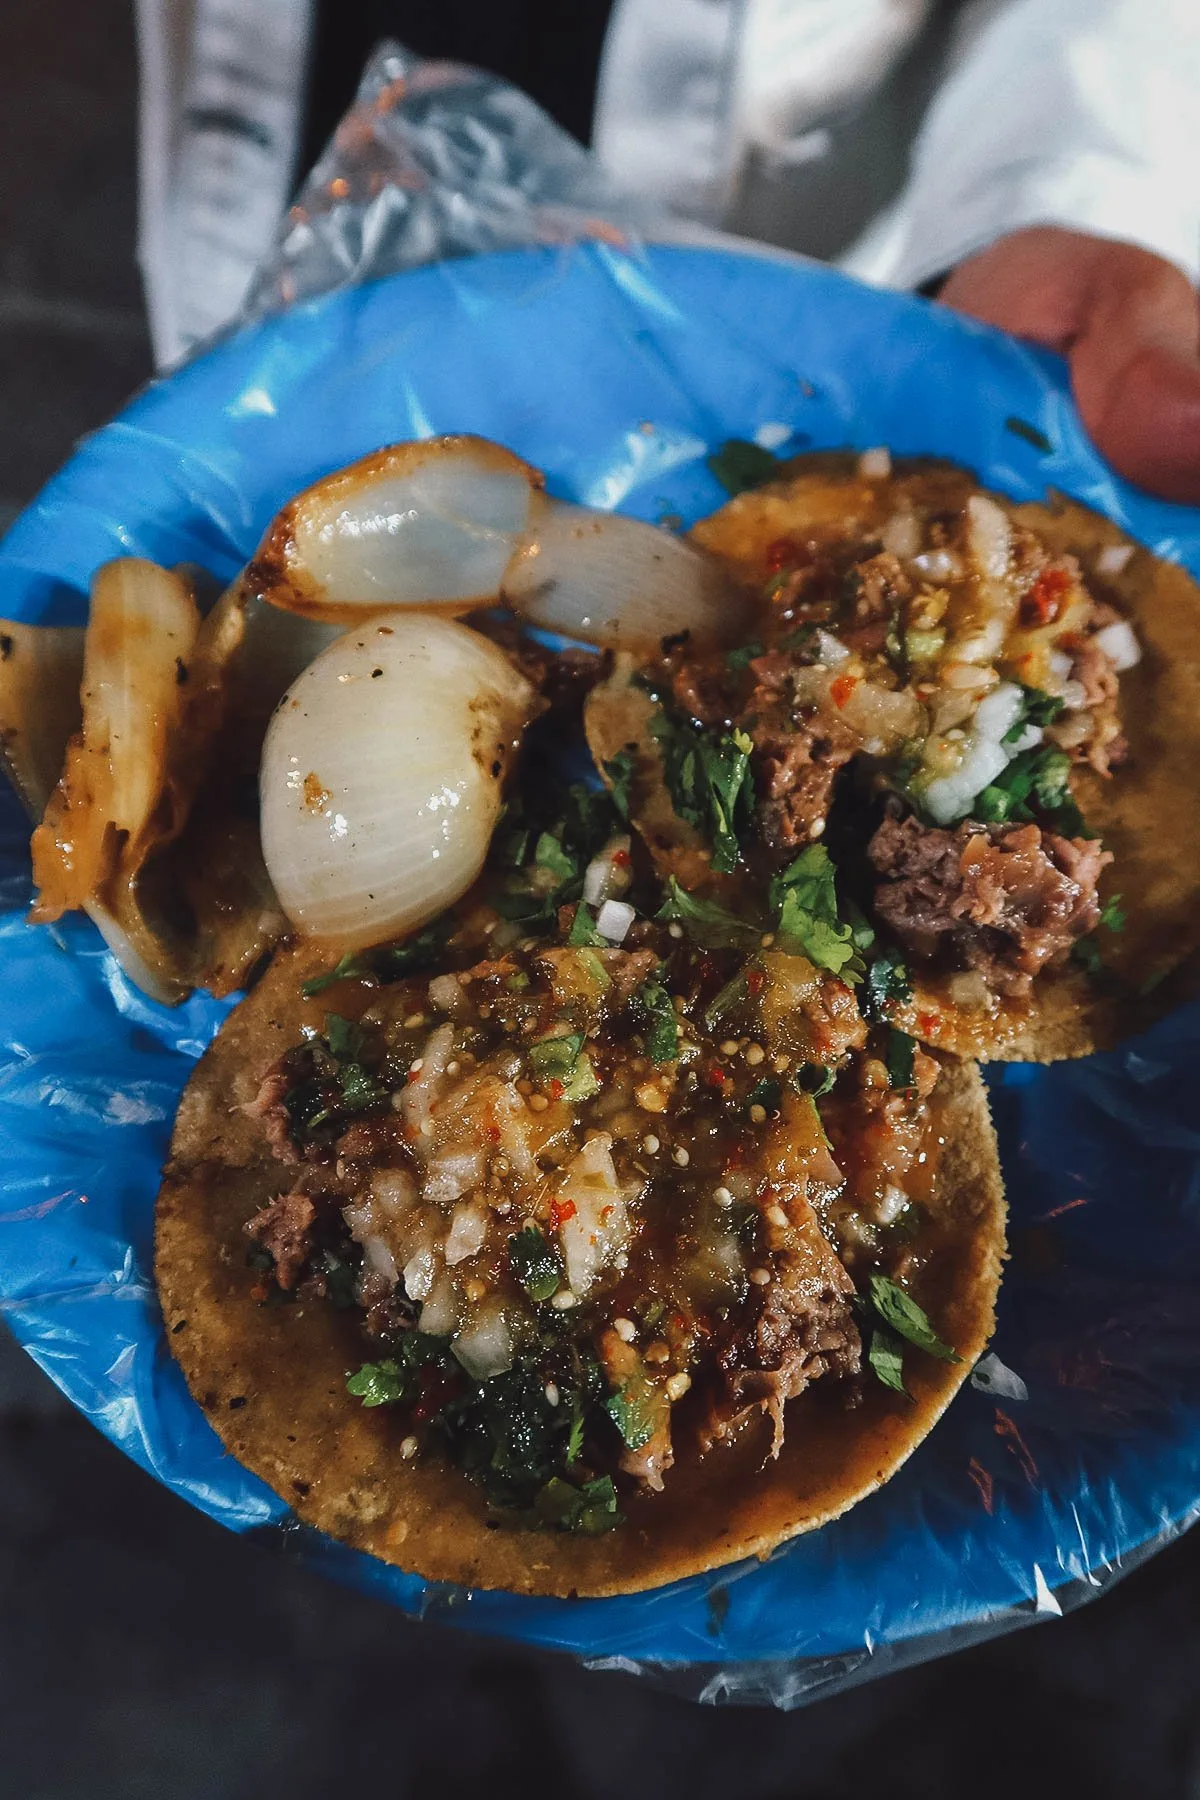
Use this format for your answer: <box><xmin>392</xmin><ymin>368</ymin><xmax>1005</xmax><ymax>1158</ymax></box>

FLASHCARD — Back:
<box><xmin>2</xmin><ymin>49</ymin><xmax>1200</xmax><ymax>1711</ymax></box>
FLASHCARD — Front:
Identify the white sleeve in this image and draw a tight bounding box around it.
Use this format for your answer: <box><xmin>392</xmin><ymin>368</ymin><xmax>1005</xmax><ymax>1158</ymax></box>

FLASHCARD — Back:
<box><xmin>843</xmin><ymin>0</ymin><xmax>1200</xmax><ymax>291</ymax></box>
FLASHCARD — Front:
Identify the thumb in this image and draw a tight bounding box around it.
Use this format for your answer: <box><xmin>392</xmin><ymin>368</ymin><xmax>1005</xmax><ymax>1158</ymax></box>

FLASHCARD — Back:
<box><xmin>1069</xmin><ymin>252</ymin><xmax>1200</xmax><ymax>505</ymax></box>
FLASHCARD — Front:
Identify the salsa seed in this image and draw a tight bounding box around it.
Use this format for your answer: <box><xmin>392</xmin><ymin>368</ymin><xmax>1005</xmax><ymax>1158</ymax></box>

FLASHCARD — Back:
<box><xmin>419</xmin><ymin>1118</ymin><xmax>435</xmax><ymax>1138</ymax></box>
<box><xmin>665</xmin><ymin>1372</ymin><xmax>692</xmax><ymax>1401</ymax></box>
<box><xmin>642</xmin><ymin>1134</ymin><xmax>661</xmax><ymax>1154</ymax></box>
<box><xmin>477</xmin><ymin>1003</ymin><xmax>493</xmax><ymax>1018</ymax></box>
<box><xmin>612</xmin><ymin>1317</ymin><xmax>637</xmax><ymax>1343</ymax></box>
<box><xmin>528</xmin><ymin>1093</ymin><xmax>550</xmax><ymax>1113</ymax></box>
<box><xmin>772</xmin><ymin>1054</ymin><xmax>791</xmax><ymax>1072</ymax></box>
<box><xmin>766</xmin><ymin>1203</ymin><xmax>789</xmax><ymax>1229</ymax></box>
<box><xmin>335</xmin><ymin>1158</ymin><xmax>347</xmax><ymax>1182</ymax></box>
<box><xmin>744</xmin><ymin>1043</ymin><xmax>765</xmax><ymax>1066</ymax></box>
<box><xmin>749</xmin><ymin>1266</ymin><xmax>772</xmax><ymax>1285</ymax></box>
<box><xmin>445</xmin><ymin>1060</ymin><xmax>461</xmax><ymax>1077</ymax></box>
<box><xmin>748</xmin><ymin>1104</ymin><xmax>768</xmax><ymax>1124</ymax></box>
<box><xmin>672</xmin><ymin>1146</ymin><xmax>690</xmax><ymax>1167</ymax></box>
<box><xmin>400</xmin><ymin>1436</ymin><xmax>419</xmax><ymax>1459</ymax></box>
<box><xmin>808</xmin><ymin>818</ymin><xmax>826</xmax><ymax>840</ymax></box>
<box><xmin>614</xmin><ymin>1251</ymin><xmax>629</xmax><ymax>1270</ymax></box>
<box><xmin>712</xmin><ymin>1186</ymin><xmax>734</xmax><ymax>1206</ymax></box>
<box><xmin>464</xmin><ymin>1277</ymin><xmax>489</xmax><ymax>1302</ymax></box>
<box><xmin>408</xmin><ymin>1059</ymin><xmax>424</xmax><ymax>1074</ymax></box>
<box><xmin>544</xmin><ymin>1382</ymin><xmax>560</xmax><ymax>1406</ymax></box>
<box><xmin>636</xmin><ymin>1082</ymin><xmax>667</xmax><ymax>1113</ymax></box>
<box><xmin>551</xmin><ymin>1289</ymin><xmax>579</xmax><ymax>1311</ymax></box>
<box><xmin>719</xmin><ymin>1039</ymin><xmax>739</xmax><ymax>1058</ymax></box>
<box><xmin>759</xmin><ymin>933</ymin><xmax>775</xmax><ymax>949</ymax></box>
<box><xmin>667</xmin><ymin>922</ymin><xmax>684</xmax><ymax>939</ymax></box>
<box><xmin>516</xmin><ymin>1079</ymin><xmax>533</xmax><ymax>1095</ymax></box>
<box><xmin>645</xmin><ymin>1340</ymin><xmax>670</xmax><ymax>1364</ymax></box>
<box><xmin>403</xmin><ymin>1013</ymin><xmax>427</xmax><ymax>1029</ymax></box>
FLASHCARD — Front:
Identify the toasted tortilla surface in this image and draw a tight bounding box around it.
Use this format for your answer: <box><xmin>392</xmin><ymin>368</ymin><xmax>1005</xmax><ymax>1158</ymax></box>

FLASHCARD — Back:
<box><xmin>156</xmin><ymin>943</ymin><xmax>1004</xmax><ymax>1599</ymax></box>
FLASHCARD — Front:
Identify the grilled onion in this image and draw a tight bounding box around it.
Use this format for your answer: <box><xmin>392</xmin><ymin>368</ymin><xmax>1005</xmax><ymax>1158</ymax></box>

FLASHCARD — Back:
<box><xmin>259</xmin><ymin>614</ymin><xmax>539</xmax><ymax>947</ymax></box>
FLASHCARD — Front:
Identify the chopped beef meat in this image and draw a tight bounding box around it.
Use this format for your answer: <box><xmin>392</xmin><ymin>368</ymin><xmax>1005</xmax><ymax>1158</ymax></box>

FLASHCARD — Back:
<box><xmin>707</xmin><ymin>1204</ymin><xmax>861</xmax><ymax>1454</ymax></box>
<box><xmin>667</xmin><ymin>658</ymin><xmax>731</xmax><ymax>732</ymax></box>
<box><xmin>1071</xmin><ymin>638</ymin><xmax>1119</xmax><ymax>710</ymax></box>
<box><xmin>853</xmin><ymin>551</ymin><xmax>911</xmax><ymax>619</ymax></box>
<box><xmin>748</xmin><ymin>700</ymin><xmax>859</xmax><ymax>855</ymax></box>
<box><xmin>868</xmin><ymin>811</ymin><xmax>1112</xmax><ymax>996</ymax></box>
<box><xmin>245</xmin><ymin>1189</ymin><xmax>317</xmax><ymax>1291</ymax></box>
<box><xmin>242</xmin><ymin>1063</ymin><xmax>298</xmax><ymax>1164</ymax></box>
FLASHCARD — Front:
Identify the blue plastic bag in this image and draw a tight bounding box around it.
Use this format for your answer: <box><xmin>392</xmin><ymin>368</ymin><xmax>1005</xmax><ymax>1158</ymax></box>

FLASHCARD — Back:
<box><xmin>3</xmin><ymin>220</ymin><xmax>1200</xmax><ymax>1705</ymax></box>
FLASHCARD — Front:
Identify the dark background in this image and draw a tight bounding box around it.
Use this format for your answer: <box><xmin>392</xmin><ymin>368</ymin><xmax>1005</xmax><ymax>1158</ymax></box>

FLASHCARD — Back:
<box><xmin>3</xmin><ymin>2</ymin><xmax>1200</xmax><ymax>1793</ymax></box>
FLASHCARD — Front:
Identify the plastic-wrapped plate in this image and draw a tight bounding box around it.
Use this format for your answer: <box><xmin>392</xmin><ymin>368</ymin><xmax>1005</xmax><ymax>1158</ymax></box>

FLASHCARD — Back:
<box><xmin>2</xmin><ymin>246</ymin><xmax>1199</xmax><ymax>1698</ymax></box>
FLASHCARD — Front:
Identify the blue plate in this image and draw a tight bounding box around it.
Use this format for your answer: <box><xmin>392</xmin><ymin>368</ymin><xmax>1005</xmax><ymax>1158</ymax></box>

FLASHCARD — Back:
<box><xmin>2</xmin><ymin>245</ymin><xmax>1199</xmax><ymax>1679</ymax></box>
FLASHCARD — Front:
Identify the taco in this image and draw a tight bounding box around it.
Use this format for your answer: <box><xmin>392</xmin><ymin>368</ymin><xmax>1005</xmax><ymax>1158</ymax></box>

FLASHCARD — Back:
<box><xmin>586</xmin><ymin>452</ymin><xmax>1200</xmax><ymax>1060</ymax></box>
<box><xmin>157</xmin><ymin>824</ymin><xmax>1004</xmax><ymax>1597</ymax></box>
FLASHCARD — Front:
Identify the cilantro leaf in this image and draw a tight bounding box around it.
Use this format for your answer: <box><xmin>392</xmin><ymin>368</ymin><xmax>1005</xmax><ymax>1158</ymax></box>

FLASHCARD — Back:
<box><xmin>636</xmin><ymin>980</ymin><xmax>679</xmax><ymax>1062</ymax></box>
<box><xmin>602</xmin><ymin>747</ymin><xmax>637</xmax><ymax>821</ymax></box>
<box><xmin>747</xmin><ymin>1077</ymin><xmax>783</xmax><ymax>1115</ymax></box>
<box><xmin>770</xmin><ymin>845</ymin><xmax>859</xmax><ymax>976</ymax></box>
<box><xmin>726</xmin><ymin>641</ymin><xmax>765</xmax><ymax>673</ymax></box>
<box><xmin>862</xmin><ymin>947</ymin><xmax>912</xmax><ymax>1023</ymax></box>
<box><xmin>869</xmin><ymin>1274</ymin><xmax>960</xmax><ymax>1362</ymax></box>
<box><xmin>651</xmin><ymin>710</ymin><xmax>756</xmax><ymax>874</ymax></box>
<box><xmin>302</xmin><ymin>920</ymin><xmax>449</xmax><ymax>997</ymax></box>
<box><xmin>528</xmin><ymin>1031</ymin><xmax>586</xmax><ymax>1086</ymax></box>
<box><xmin>974</xmin><ymin>745</ymin><xmax>1092</xmax><ymax>837</ymax></box>
<box><xmin>346</xmin><ymin>1361</ymin><xmax>405</xmax><ymax>1407</ymax></box>
<box><xmin>657</xmin><ymin>878</ymin><xmax>766</xmax><ymax>951</ymax></box>
<box><xmin>1099</xmin><ymin>894</ymin><xmax>1126</xmax><ymax>932</ymax></box>
<box><xmin>324</xmin><ymin>1013</ymin><xmax>361</xmax><ymax>1062</ymax></box>
<box><xmin>793</xmin><ymin>1062</ymin><xmax>837</xmax><ymax>1097</ymax></box>
<box><xmin>868</xmin><ymin>1327</ymin><xmax>909</xmax><ymax>1397</ymax></box>
<box><xmin>707</xmin><ymin>438</ymin><xmax>782</xmax><ymax>495</ymax></box>
<box><xmin>507</xmin><ymin>1226</ymin><xmax>562</xmax><ymax>1303</ymax></box>
<box><xmin>535</xmin><ymin>831</ymin><xmax>577</xmax><ymax>883</ymax></box>
<box><xmin>1002</xmin><ymin>684</ymin><xmax>1065</xmax><ymax>744</ymax></box>
<box><xmin>567</xmin><ymin>903</ymin><xmax>604</xmax><ymax>946</ymax></box>
<box><xmin>535</xmin><ymin>1475</ymin><xmax>622</xmax><ymax>1534</ymax></box>
<box><xmin>604</xmin><ymin>1385</ymin><xmax>657</xmax><ymax>1452</ymax></box>
<box><xmin>703</xmin><ymin>971</ymin><xmax>749</xmax><ymax>1031</ymax></box>
<box><xmin>885</xmin><ymin>1028</ymin><xmax>917</xmax><ymax>1090</ymax></box>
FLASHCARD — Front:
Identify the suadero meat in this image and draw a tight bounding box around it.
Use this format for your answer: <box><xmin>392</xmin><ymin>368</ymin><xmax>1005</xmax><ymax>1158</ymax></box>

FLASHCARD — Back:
<box><xmin>242</xmin><ymin>1062</ymin><xmax>298</xmax><ymax>1164</ymax></box>
<box><xmin>746</xmin><ymin>654</ymin><xmax>859</xmax><ymax>852</ymax></box>
<box><xmin>868</xmin><ymin>811</ymin><xmax>1112</xmax><ymax>995</ymax></box>
<box><xmin>245</xmin><ymin>1189</ymin><xmax>317</xmax><ymax>1291</ymax></box>
<box><xmin>708</xmin><ymin>1213</ymin><xmax>862</xmax><ymax>1454</ymax></box>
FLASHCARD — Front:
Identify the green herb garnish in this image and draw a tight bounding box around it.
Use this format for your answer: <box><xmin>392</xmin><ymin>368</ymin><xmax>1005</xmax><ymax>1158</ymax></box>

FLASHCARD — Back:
<box><xmin>725</xmin><ymin>641</ymin><xmax>765</xmax><ymax>673</ymax></box>
<box><xmin>302</xmin><ymin>920</ymin><xmax>449</xmax><ymax>997</ymax></box>
<box><xmin>885</xmin><ymin>1028</ymin><xmax>917</xmax><ymax>1090</ymax></box>
<box><xmin>868</xmin><ymin>1274</ymin><xmax>959</xmax><ymax>1362</ymax></box>
<box><xmin>868</xmin><ymin>1327</ymin><xmax>909</xmax><ymax>1397</ymax></box>
<box><xmin>602</xmin><ymin>747</ymin><xmax>637</xmax><ymax>821</ymax></box>
<box><xmin>770</xmin><ymin>844</ymin><xmax>860</xmax><ymax>977</ymax></box>
<box><xmin>708</xmin><ymin>438</ymin><xmax>782</xmax><ymax>495</ymax></box>
<box><xmin>657</xmin><ymin>879</ymin><xmax>766</xmax><ymax>952</ymax></box>
<box><xmin>636</xmin><ymin>980</ymin><xmax>679</xmax><ymax>1063</ymax></box>
<box><xmin>1002</xmin><ymin>684</ymin><xmax>1065</xmax><ymax>744</ymax></box>
<box><xmin>507</xmin><ymin>1226</ymin><xmax>562</xmax><ymax>1303</ymax></box>
<box><xmin>747</xmin><ymin>1077</ymin><xmax>783</xmax><ymax>1115</ymax></box>
<box><xmin>528</xmin><ymin>1031</ymin><xmax>587</xmax><ymax>1086</ymax></box>
<box><xmin>651</xmin><ymin>710</ymin><xmax>755</xmax><ymax>874</ymax></box>
<box><xmin>567</xmin><ymin>903</ymin><xmax>605</xmax><ymax>946</ymax></box>
<box><xmin>604</xmin><ymin>1385</ymin><xmax>658</xmax><ymax>1452</ymax></box>
<box><xmin>793</xmin><ymin>1062</ymin><xmax>837</xmax><ymax>1097</ymax></box>
<box><xmin>534</xmin><ymin>1475</ymin><xmax>622</xmax><ymax>1534</ymax></box>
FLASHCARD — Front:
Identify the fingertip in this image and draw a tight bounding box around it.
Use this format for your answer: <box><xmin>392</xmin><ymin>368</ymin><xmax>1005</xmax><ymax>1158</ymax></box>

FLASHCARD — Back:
<box><xmin>1074</xmin><ymin>344</ymin><xmax>1200</xmax><ymax>506</ymax></box>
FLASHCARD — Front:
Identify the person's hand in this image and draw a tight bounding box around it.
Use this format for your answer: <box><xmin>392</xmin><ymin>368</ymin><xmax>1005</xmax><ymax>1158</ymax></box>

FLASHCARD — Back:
<box><xmin>937</xmin><ymin>226</ymin><xmax>1200</xmax><ymax>505</ymax></box>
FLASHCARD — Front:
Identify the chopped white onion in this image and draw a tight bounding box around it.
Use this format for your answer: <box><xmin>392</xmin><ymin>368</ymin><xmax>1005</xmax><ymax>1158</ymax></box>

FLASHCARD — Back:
<box><xmin>1093</xmin><ymin>619</ymin><xmax>1141</xmax><ymax>671</ymax></box>
<box><xmin>419</xmin><ymin>1274</ymin><xmax>458</xmax><ymax>1337</ymax></box>
<box><xmin>555</xmin><ymin>1135</ymin><xmax>636</xmax><ymax>1296</ymax></box>
<box><xmin>503</xmin><ymin>497</ymin><xmax>746</xmax><ymax>651</ymax></box>
<box><xmin>452</xmin><ymin>1299</ymin><xmax>513</xmax><ymax>1380</ymax></box>
<box><xmin>596</xmin><ymin>898</ymin><xmax>635</xmax><ymax>943</ymax></box>
<box><xmin>814</xmin><ymin>628</ymin><xmax>851</xmax><ymax>666</ymax></box>
<box><xmin>427</xmin><ymin>972</ymin><xmax>469</xmax><ymax>1017</ymax></box>
<box><xmin>922</xmin><ymin>681</ymin><xmax>1025</xmax><ymax>825</ymax></box>
<box><xmin>583</xmin><ymin>836</ymin><xmax>632</xmax><ymax>905</ymax></box>
<box><xmin>1060</xmin><ymin>679</ymin><xmax>1088</xmax><ymax>712</ymax></box>
<box><xmin>911</xmin><ymin>548</ymin><xmax>963</xmax><ymax>584</ymax></box>
<box><xmin>875</xmin><ymin>1184</ymin><xmax>909</xmax><ymax>1225</ymax></box>
<box><xmin>1048</xmin><ymin>649</ymin><xmax>1073</xmax><ymax>683</ymax></box>
<box><xmin>1096</xmin><ymin>542</ymin><xmax>1134</xmax><ymax>577</ymax></box>
<box><xmin>403</xmin><ymin>1247</ymin><xmax>437</xmax><ymax>1302</ymax></box>
<box><xmin>1006</xmin><ymin>723</ymin><xmax>1044</xmax><ymax>754</ymax></box>
<box><xmin>444</xmin><ymin>1202</ymin><xmax>488</xmax><ymax>1266</ymax></box>
<box><xmin>260</xmin><ymin>616</ymin><xmax>537</xmax><ymax>948</ymax></box>
<box><xmin>973</xmin><ymin>681</ymin><xmax>1024</xmax><ymax>740</ymax></box>
<box><xmin>880</xmin><ymin>509</ymin><xmax>920</xmax><ymax>561</ymax></box>
<box><xmin>857</xmin><ymin>446</ymin><xmax>892</xmax><ymax>480</ymax></box>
